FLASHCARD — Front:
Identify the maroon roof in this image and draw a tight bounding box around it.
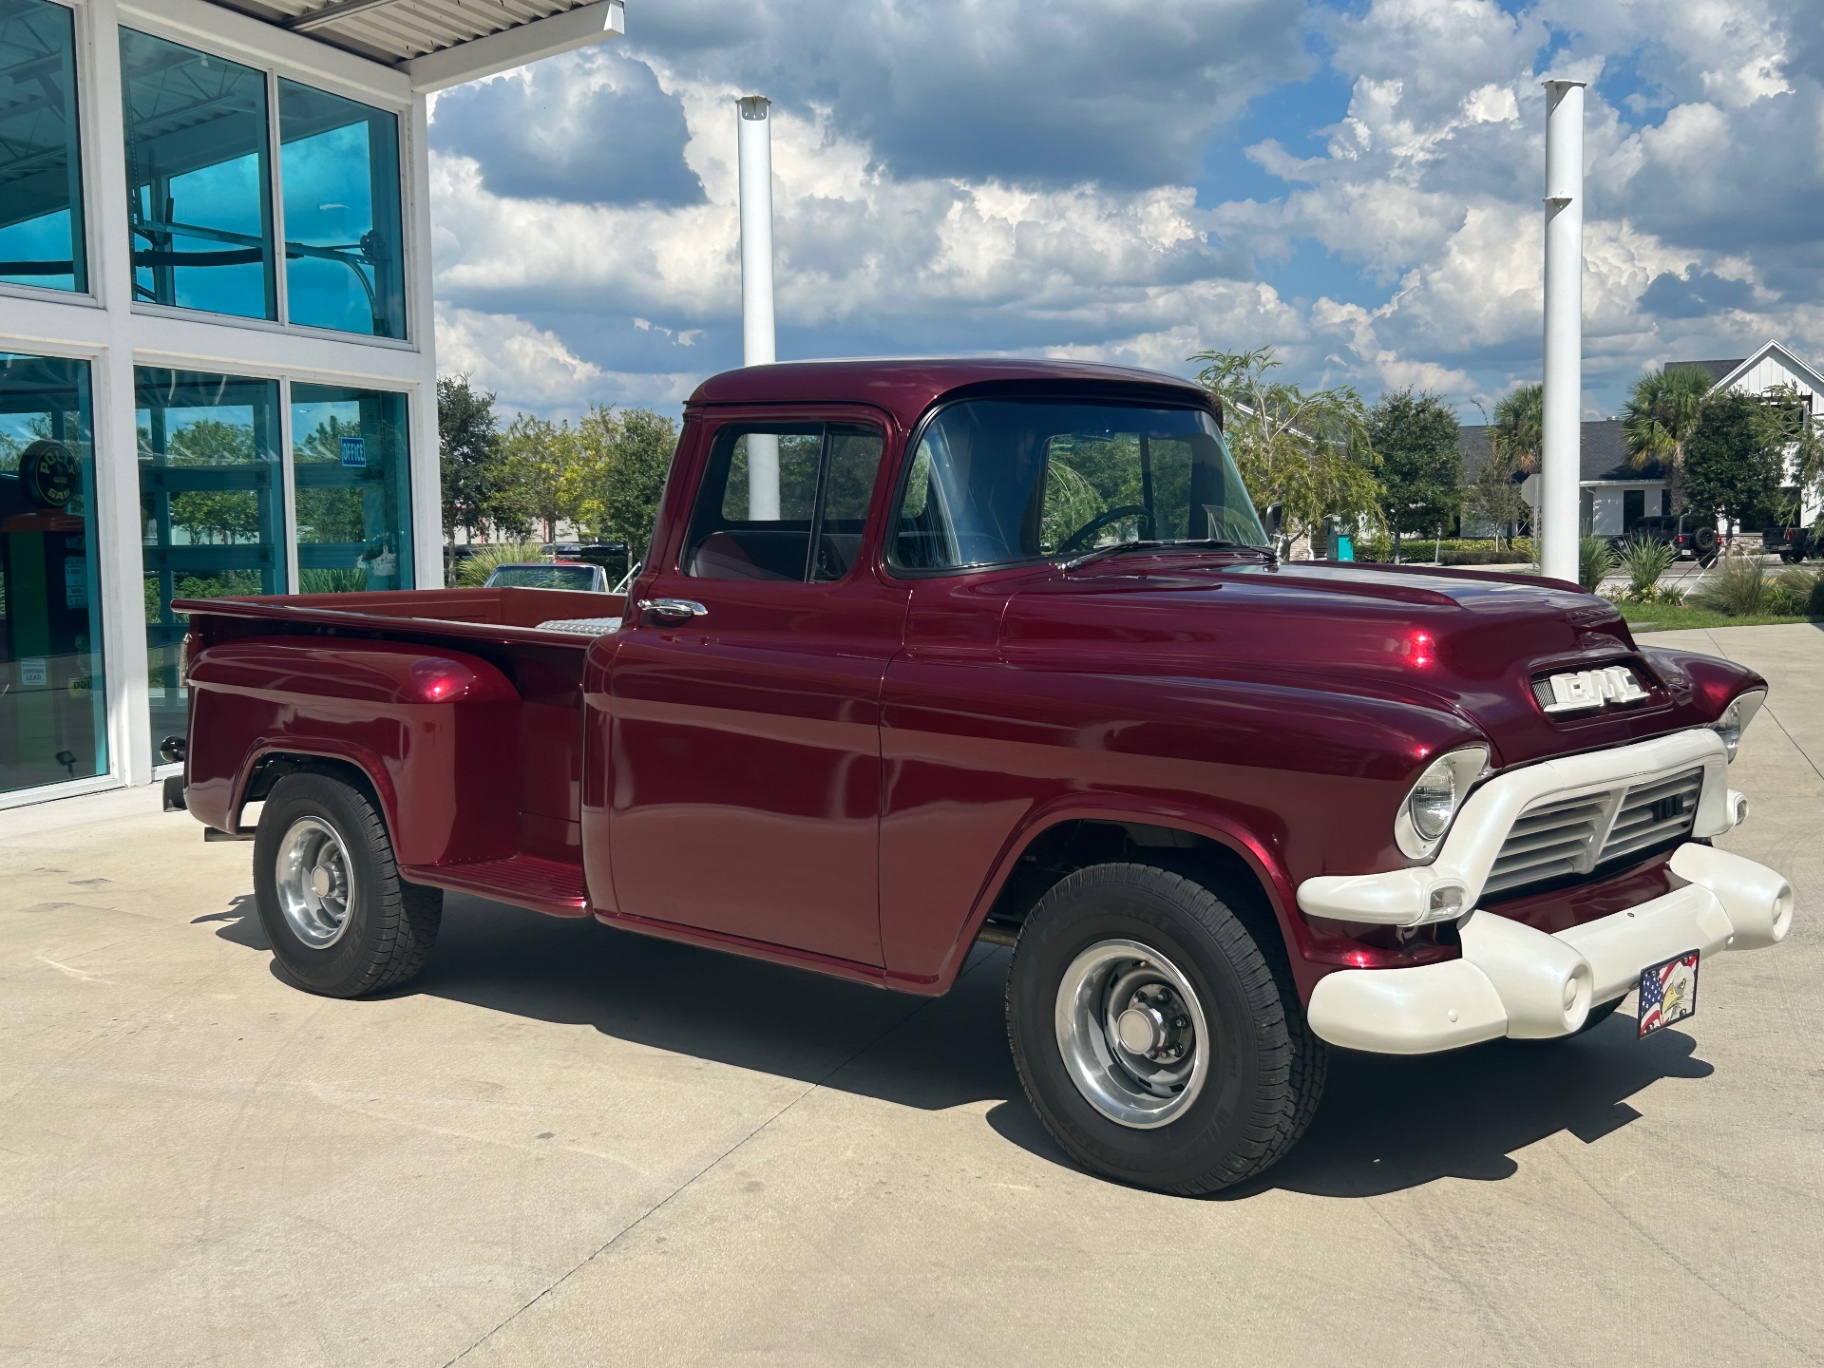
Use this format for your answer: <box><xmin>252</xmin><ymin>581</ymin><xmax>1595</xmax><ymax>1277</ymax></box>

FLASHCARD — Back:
<box><xmin>687</xmin><ymin>358</ymin><xmax>1213</xmax><ymax>429</ymax></box>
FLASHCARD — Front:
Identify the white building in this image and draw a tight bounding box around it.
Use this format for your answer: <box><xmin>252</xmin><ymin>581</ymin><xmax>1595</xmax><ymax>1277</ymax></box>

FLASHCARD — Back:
<box><xmin>1460</xmin><ymin>339</ymin><xmax>1824</xmax><ymax>539</ymax></box>
<box><xmin>1</xmin><ymin>0</ymin><xmax>622</xmax><ymax>807</ymax></box>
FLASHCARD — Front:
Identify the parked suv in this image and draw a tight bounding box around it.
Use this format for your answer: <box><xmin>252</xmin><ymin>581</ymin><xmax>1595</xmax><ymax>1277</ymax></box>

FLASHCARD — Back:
<box><xmin>1628</xmin><ymin>515</ymin><xmax>1720</xmax><ymax>566</ymax></box>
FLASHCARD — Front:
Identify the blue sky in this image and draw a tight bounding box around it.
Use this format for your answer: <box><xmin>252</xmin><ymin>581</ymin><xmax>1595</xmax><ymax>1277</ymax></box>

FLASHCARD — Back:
<box><xmin>426</xmin><ymin>0</ymin><xmax>1823</xmax><ymax>424</ymax></box>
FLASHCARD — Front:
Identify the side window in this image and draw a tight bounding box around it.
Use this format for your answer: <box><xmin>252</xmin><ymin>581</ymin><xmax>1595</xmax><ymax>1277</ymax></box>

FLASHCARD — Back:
<box><xmin>811</xmin><ymin>429</ymin><xmax>884</xmax><ymax>582</ymax></box>
<box><xmin>682</xmin><ymin>424</ymin><xmax>883</xmax><ymax>582</ymax></box>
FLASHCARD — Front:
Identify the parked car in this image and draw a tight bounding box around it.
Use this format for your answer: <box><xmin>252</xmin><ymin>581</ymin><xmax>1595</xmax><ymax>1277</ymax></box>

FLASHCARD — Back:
<box><xmin>483</xmin><ymin>560</ymin><xmax>610</xmax><ymax>591</ymax></box>
<box><xmin>1628</xmin><ymin>514</ymin><xmax>1720</xmax><ymax>566</ymax></box>
<box><xmin>1761</xmin><ymin>525</ymin><xmax>1816</xmax><ymax>563</ymax></box>
<box><xmin>172</xmin><ymin>358</ymin><xmax>1791</xmax><ymax>1195</ymax></box>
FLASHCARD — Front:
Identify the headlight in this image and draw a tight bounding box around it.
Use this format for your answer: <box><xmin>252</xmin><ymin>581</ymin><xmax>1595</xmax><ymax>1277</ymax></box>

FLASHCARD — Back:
<box><xmin>1395</xmin><ymin>745</ymin><xmax>1489</xmax><ymax>858</ymax></box>
<box><xmin>1712</xmin><ymin>690</ymin><xmax>1766</xmax><ymax>763</ymax></box>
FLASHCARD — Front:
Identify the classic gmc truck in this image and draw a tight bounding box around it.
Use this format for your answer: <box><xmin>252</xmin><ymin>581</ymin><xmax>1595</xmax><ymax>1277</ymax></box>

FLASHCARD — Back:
<box><xmin>174</xmin><ymin>359</ymin><xmax>1794</xmax><ymax>1195</ymax></box>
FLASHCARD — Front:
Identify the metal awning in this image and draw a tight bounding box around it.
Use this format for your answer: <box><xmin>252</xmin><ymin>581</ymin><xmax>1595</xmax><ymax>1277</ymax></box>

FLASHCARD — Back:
<box><xmin>201</xmin><ymin>0</ymin><xmax>623</xmax><ymax>91</ymax></box>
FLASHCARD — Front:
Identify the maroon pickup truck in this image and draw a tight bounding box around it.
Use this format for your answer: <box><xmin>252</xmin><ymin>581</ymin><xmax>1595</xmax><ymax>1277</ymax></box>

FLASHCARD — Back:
<box><xmin>175</xmin><ymin>358</ymin><xmax>1793</xmax><ymax>1194</ymax></box>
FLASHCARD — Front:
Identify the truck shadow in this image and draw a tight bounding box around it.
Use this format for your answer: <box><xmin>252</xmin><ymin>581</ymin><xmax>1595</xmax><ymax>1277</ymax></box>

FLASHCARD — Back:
<box><xmin>198</xmin><ymin>890</ymin><xmax>1716</xmax><ymax>1199</ymax></box>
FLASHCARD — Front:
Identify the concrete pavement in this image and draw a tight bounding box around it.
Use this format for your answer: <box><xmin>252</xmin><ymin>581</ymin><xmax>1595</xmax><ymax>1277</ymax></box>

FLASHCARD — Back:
<box><xmin>1</xmin><ymin>623</ymin><xmax>1820</xmax><ymax>1367</ymax></box>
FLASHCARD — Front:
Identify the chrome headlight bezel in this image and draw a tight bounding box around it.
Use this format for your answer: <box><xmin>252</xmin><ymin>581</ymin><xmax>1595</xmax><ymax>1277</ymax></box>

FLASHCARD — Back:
<box><xmin>1394</xmin><ymin>745</ymin><xmax>1490</xmax><ymax>859</ymax></box>
<box><xmin>1712</xmin><ymin>689</ymin><xmax>1766</xmax><ymax>763</ymax></box>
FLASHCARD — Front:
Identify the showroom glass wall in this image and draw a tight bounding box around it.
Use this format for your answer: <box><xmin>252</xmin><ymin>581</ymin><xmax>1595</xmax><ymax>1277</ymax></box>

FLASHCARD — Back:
<box><xmin>0</xmin><ymin>0</ymin><xmax>87</xmax><ymax>291</ymax></box>
<box><xmin>119</xmin><ymin>26</ymin><xmax>405</xmax><ymax>336</ymax></box>
<box><xmin>0</xmin><ymin>352</ymin><xmax>107</xmax><ymax>795</ymax></box>
<box><xmin>0</xmin><ymin>0</ymin><xmax>438</xmax><ymax>806</ymax></box>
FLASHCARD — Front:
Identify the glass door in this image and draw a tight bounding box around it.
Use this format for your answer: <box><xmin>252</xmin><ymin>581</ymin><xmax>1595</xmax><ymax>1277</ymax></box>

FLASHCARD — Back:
<box><xmin>136</xmin><ymin>368</ymin><xmax>284</xmax><ymax>763</ymax></box>
<box><xmin>0</xmin><ymin>352</ymin><xmax>106</xmax><ymax>796</ymax></box>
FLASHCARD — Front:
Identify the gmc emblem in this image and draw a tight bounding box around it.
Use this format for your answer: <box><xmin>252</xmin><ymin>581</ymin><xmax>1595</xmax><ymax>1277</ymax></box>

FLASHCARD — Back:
<box><xmin>1536</xmin><ymin>666</ymin><xmax>1649</xmax><ymax>714</ymax></box>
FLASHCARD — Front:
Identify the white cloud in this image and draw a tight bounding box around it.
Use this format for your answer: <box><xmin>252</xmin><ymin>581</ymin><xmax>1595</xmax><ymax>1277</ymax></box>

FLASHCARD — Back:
<box><xmin>427</xmin><ymin>0</ymin><xmax>1824</xmax><ymax>421</ymax></box>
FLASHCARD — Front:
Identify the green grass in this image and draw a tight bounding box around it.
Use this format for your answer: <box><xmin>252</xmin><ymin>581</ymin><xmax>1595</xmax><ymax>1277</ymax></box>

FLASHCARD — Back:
<box><xmin>1614</xmin><ymin>600</ymin><xmax>1816</xmax><ymax>633</ymax></box>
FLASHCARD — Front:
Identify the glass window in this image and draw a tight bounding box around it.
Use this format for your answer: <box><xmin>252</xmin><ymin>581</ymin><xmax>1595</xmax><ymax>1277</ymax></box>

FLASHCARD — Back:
<box><xmin>1</xmin><ymin>352</ymin><xmax>107</xmax><ymax>795</ymax></box>
<box><xmin>279</xmin><ymin>80</ymin><xmax>405</xmax><ymax>338</ymax></box>
<box><xmin>889</xmin><ymin>400</ymin><xmax>1265</xmax><ymax>571</ymax></box>
<box><xmin>683</xmin><ymin>424</ymin><xmax>883</xmax><ymax>582</ymax></box>
<box><xmin>120</xmin><ymin>29</ymin><xmax>274</xmax><ymax>319</ymax></box>
<box><xmin>137</xmin><ymin>369</ymin><xmax>283</xmax><ymax>761</ymax></box>
<box><xmin>0</xmin><ymin>0</ymin><xmax>86</xmax><ymax>292</ymax></box>
<box><xmin>290</xmin><ymin>384</ymin><xmax>412</xmax><ymax>592</ymax></box>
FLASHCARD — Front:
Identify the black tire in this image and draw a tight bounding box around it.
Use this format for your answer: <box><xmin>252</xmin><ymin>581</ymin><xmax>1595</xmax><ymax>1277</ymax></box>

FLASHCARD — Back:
<box><xmin>253</xmin><ymin>770</ymin><xmax>441</xmax><ymax>997</ymax></box>
<box><xmin>1006</xmin><ymin>862</ymin><xmax>1326</xmax><ymax>1195</ymax></box>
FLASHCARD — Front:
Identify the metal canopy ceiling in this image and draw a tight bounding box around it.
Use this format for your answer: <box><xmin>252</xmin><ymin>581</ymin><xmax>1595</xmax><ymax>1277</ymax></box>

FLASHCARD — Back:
<box><xmin>203</xmin><ymin>0</ymin><xmax>615</xmax><ymax>79</ymax></box>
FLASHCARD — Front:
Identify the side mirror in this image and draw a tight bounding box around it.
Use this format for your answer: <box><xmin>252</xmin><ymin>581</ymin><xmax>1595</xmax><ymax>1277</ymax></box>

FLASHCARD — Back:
<box><xmin>1260</xmin><ymin>503</ymin><xmax>1283</xmax><ymax>539</ymax></box>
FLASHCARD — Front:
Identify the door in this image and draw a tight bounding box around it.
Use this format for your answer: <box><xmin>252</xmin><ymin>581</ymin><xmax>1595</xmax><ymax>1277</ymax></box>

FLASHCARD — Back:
<box><xmin>607</xmin><ymin>414</ymin><xmax>905</xmax><ymax>965</ymax></box>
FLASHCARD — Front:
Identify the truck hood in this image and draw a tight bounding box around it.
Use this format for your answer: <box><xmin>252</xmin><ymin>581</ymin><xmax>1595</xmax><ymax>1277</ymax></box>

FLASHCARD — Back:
<box><xmin>996</xmin><ymin>558</ymin><xmax>1757</xmax><ymax>766</ymax></box>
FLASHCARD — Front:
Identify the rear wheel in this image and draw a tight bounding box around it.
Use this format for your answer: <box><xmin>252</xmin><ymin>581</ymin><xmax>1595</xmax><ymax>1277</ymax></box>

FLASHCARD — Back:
<box><xmin>253</xmin><ymin>770</ymin><xmax>441</xmax><ymax>997</ymax></box>
<box><xmin>1006</xmin><ymin>862</ymin><xmax>1325</xmax><ymax>1195</ymax></box>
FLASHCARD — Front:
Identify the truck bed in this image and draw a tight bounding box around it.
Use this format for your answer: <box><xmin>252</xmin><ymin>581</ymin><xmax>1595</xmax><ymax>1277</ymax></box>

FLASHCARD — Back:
<box><xmin>173</xmin><ymin>585</ymin><xmax>626</xmax><ymax>648</ymax></box>
<box><xmin>175</xmin><ymin>588</ymin><xmax>626</xmax><ymax>916</ymax></box>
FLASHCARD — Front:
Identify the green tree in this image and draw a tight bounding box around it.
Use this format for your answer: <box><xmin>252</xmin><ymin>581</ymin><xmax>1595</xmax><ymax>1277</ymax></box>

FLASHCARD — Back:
<box><xmin>1490</xmin><ymin>383</ymin><xmax>1543</xmax><ymax>474</ymax></box>
<box><xmin>561</xmin><ymin>405</ymin><xmax>680</xmax><ymax>559</ymax></box>
<box><xmin>438</xmin><ymin>374</ymin><xmax>502</xmax><ymax>542</ymax></box>
<box><xmin>1188</xmin><ymin>346</ymin><xmax>1380</xmax><ymax>546</ymax></box>
<box><xmin>497</xmin><ymin>413</ymin><xmax>575</xmax><ymax>542</ymax></box>
<box><xmin>1369</xmin><ymin>388</ymin><xmax>1461</xmax><ymax>558</ymax></box>
<box><xmin>1622</xmin><ymin>366</ymin><xmax>1712</xmax><ymax>512</ymax></box>
<box><xmin>1683</xmin><ymin>392</ymin><xmax>1785</xmax><ymax>541</ymax></box>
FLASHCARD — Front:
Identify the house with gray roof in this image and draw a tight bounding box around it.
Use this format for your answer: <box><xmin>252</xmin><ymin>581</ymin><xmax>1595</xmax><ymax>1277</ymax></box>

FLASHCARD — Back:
<box><xmin>1459</xmin><ymin>339</ymin><xmax>1822</xmax><ymax>537</ymax></box>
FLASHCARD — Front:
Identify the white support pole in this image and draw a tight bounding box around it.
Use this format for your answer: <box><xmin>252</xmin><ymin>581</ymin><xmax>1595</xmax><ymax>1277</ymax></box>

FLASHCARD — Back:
<box><xmin>737</xmin><ymin>94</ymin><xmax>779</xmax><ymax>519</ymax></box>
<box><xmin>1540</xmin><ymin>79</ymin><xmax>1586</xmax><ymax>585</ymax></box>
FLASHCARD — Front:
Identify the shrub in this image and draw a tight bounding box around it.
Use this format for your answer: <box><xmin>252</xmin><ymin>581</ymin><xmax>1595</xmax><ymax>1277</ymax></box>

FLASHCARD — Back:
<box><xmin>299</xmin><ymin>567</ymin><xmax>369</xmax><ymax>594</ymax></box>
<box><xmin>1619</xmin><ymin>537</ymin><xmax>1676</xmax><ymax>598</ymax></box>
<box><xmin>1578</xmin><ymin>537</ymin><xmax>1618</xmax><ymax>592</ymax></box>
<box><xmin>453</xmin><ymin>541</ymin><xmax>546</xmax><ymax>587</ymax></box>
<box><xmin>1692</xmin><ymin>553</ymin><xmax>1767</xmax><ymax>616</ymax></box>
<box><xmin>1771</xmin><ymin>565</ymin><xmax>1823</xmax><ymax>617</ymax></box>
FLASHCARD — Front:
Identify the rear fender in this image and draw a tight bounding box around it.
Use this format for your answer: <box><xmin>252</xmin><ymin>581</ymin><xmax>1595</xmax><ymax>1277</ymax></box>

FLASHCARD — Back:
<box><xmin>185</xmin><ymin>637</ymin><xmax>520</xmax><ymax>865</ymax></box>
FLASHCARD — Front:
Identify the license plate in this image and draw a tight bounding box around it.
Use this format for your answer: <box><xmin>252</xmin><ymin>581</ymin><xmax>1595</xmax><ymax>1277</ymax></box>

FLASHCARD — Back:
<box><xmin>1639</xmin><ymin>950</ymin><xmax>1700</xmax><ymax>1038</ymax></box>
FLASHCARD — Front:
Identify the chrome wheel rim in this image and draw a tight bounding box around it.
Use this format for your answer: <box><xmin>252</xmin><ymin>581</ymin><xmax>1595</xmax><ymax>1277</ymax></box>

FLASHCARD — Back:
<box><xmin>275</xmin><ymin>816</ymin><xmax>355</xmax><ymax>949</ymax></box>
<box><xmin>1054</xmin><ymin>938</ymin><xmax>1210</xmax><ymax>1129</ymax></box>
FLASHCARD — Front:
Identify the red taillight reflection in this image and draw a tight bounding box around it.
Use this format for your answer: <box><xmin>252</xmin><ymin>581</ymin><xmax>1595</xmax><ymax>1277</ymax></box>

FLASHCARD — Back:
<box><xmin>1409</xmin><ymin>631</ymin><xmax>1435</xmax><ymax>668</ymax></box>
<box><xmin>410</xmin><ymin>658</ymin><xmax>468</xmax><ymax>702</ymax></box>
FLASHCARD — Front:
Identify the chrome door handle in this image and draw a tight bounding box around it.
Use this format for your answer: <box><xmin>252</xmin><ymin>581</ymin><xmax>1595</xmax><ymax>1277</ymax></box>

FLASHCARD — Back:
<box><xmin>638</xmin><ymin>597</ymin><xmax>708</xmax><ymax>623</ymax></box>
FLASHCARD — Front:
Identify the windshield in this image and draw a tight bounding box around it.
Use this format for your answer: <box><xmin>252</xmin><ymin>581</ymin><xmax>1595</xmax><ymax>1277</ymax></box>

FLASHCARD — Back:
<box><xmin>890</xmin><ymin>399</ymin><xmax>1264</xmax><ymax>571</ymax></box>
<box><xmin>487</xmin><ymin>564</ymin><xmax>599</xmax><ymax>590</ymax></box>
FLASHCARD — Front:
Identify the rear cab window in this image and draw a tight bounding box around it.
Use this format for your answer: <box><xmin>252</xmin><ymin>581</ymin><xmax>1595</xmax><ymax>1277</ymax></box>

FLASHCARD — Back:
<box><xmin>682</xmin><ymin>423</ymin><xmax>885</xmax><ymax>583</ymax></box>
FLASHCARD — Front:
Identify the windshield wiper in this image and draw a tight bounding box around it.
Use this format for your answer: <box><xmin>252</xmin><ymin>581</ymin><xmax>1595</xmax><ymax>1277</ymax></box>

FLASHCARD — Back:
<box><xmin>1058</xmin><ymin>538</ymin><xmax>1278</xmax><ymax>571</ymax></box>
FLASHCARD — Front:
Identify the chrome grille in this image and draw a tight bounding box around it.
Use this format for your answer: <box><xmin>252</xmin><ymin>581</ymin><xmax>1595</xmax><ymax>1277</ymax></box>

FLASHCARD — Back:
<box><xmin>1482</xmin><ymin>766</ymin><xmax>1704</xmax><ymax>899</ymax></box>
<box><xmin>1600</xmin><ymin>768</ymin><xmax>1703</xmax><ymax>864</ymax></box>
<box><xmin>1483</xmin><ymin>793</ymin><xmax>1610</xmax><ymax>896</ymax></box>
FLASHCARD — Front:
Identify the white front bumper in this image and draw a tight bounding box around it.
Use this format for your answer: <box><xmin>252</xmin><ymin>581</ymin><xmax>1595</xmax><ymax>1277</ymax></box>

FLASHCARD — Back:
<box><xmin>1306</xmin><ymin>843</ymin><xmax>1794</xmax><ymax>1054</ymax></box>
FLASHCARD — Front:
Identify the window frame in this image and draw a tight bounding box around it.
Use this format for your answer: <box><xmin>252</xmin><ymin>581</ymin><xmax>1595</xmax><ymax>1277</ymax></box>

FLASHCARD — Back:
<box><xmin>880</xmin><ymin>391</ymin><xmax>1237</xmax><ymax>580</ymax></box>
<box><xmin>113</xmin><ymin>9</ymin><xmax>414</xmax><ymax>342</ymax></box>
<box><xmin>0</xmin><ymin>0</ymin><xmax>94</xmax><ymax>304</ymax></box>
<box><xmin>678</xmin><ymin>417</ymin><xmax>889</xmax><ymax>586</ymax></box>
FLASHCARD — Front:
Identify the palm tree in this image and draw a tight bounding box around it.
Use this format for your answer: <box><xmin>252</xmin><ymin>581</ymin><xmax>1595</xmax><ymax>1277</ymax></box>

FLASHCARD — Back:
<box><xmin>1622</xmin><ymin>366</ymin><xmax>1711</xmax><ymax>512</ymax></box>
<box><xmin>1489</xmin><ymin>383</ymin><xmax>1543</xmax><ymax>473</ymax></box>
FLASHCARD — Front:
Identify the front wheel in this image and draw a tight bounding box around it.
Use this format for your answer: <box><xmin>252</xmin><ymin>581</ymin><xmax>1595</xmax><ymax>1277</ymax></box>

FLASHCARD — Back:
<box><xmin>253</xmin><ymin>770</ymin><xmax>442</xmax><ymax>997</ymax></box>
<box><xmin>1006</xmin><ymin>863</ymin><xmax>1326</xmax><ymax>1194</ymax></box>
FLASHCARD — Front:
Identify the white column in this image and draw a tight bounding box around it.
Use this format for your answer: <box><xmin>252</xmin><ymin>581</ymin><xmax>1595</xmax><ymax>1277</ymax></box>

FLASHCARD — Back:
<box><xmin>405</xmin><ymin>93</ymin><xmax>445</xmax><ymax>586</ymax></box>
<box><xmin>736</xmin><ymin>94</ymin><xmax>779</xmax><ymax>519</ymax></box>
<box><xmin>1540</xmin><ymin>79</ymin><xmax>1586</xmax><ymax>585</ymax></box>
<box><xmin>86</xmin><ymin>0</ymin><xmax>155</xmax><ymax>785</ymax></box>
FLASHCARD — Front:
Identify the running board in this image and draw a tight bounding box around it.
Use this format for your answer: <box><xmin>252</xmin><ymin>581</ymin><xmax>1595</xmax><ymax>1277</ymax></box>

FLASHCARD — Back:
<box><xmin>402</xmin><ymin>855</ymin><xmax>590</xmax><ymax>918</ymax></box>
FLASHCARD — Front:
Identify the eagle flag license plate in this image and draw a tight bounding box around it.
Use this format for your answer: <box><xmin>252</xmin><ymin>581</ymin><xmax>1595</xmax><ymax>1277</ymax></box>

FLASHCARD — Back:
<box><xmin>1638</xmin><ymin>950</ymin><xmax>1700</xmax><ymax>1038</ymax></box>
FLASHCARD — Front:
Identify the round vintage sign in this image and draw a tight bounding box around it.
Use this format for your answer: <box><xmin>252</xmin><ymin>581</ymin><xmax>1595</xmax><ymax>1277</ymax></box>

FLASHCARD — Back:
<box><xmin>21</xmin><ymin>439</ymin><xmax>79</xmax><ymax>508</ymax></box>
